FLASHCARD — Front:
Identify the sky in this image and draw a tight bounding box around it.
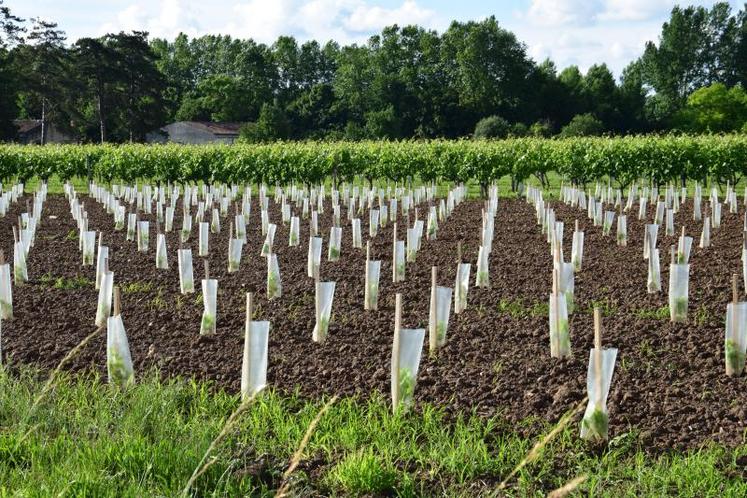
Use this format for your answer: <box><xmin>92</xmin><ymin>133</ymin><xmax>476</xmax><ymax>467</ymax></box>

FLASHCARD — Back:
<box><xmin>5</xmin><ymin>0</ymin><xmax>744</xmax><ymax>76</ymax></box>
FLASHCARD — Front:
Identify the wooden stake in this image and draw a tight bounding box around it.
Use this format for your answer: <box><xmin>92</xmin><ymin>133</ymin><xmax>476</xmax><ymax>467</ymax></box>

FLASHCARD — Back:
<box><xmin>12</xmin><ymin>226</ymin><xmax>18</xmax><ymax>244</ymax></box>
<box><xmin>204</xmin><ymin>260</ymin><xmax>210</xmax><ymax>281</ymax></box>
<box><xmin>246</xmin><ymin>292</ymin><xmax>253</xmax><ymax>328</ymax></box>
<box><xmin>0</xmin><ymin>250</ymin><xmax>4</xmax><ymax>265</ymax></box>
<box><xmin>457</xmin><ymin>241</ymin><xmax>462</xmax><ymax>264</ymax></box>
<box><xmin>113</xmin><ymin>286</ymin><xmax>121</xmax><ymax>316</ymax></box>
<box><xmin>593</xmin><ymin>307</ymin><xmax>603</xmax><ymax>410</ymax></box>
<box><xmin>392</xmin><ymin>222</ymin><xmax>397</xmax><ymax>282</ymax></box>
<box><xmin>552</xmin><ymin>268</ymin><xmax>560</xmax><ymax>357</ymax></box>
<box><xmin>429</xmin><ymin>266</ymin><xmax>438</xmax><ymax>353</ymax></box>
<box><xmin>365</xmin><ymin>241</ymin><xmax>371</xmax><ymax>310</ymax></box>
<box><xmin>670</xmin><ymin>245</ymin><xmax>676</xmax><ymax>266</ymax></box>
<box><xmin>575</xmin><ymin>219</ymin><xmax>579</xmax><ymax>232</ymax></box>
<box><xmin>315</xmin><ymin>276</ymin><xmax>322</xmax><ymax>343</ymax></box>
<box><xmin>733</xmin><ymin>273</ymin><xmax>739</xmax><ymax>304</ymax></box>
<box><xmin>392</xmin><ymin>293</ymin><xmax>402</xmax><ymax>410</ymax></box>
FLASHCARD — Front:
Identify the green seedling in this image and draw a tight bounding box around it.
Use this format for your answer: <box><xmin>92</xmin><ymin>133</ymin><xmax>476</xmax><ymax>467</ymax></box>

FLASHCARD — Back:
<box><xmin>726</xmin><ymin>339</ymin><xmax>745</xmax><ymax>375</ymax></box>
<box><xmin>367</xmin><ymin>283</ymin><xmax>379</xmax><ymax>307</ymax></box>
<box><xmin>672</xmin><ymin>297</ymin><xmax>688</xmax><ymax>321</ymax></box>
<box><xmin>319</xmin><ymin>316</ymin><xmax>330</xmax><ymax>337</ymax></box>
<box><xmin>396</xmin><ymin>263</ymin><xmax>405</xmax><ymax>280</ymax></box>
<box><xmin>14</xmin><ymin>265</ymin><xmax>26</xmax><ymax>284</ymax></box>
<box><xmin>437</xmin><ymin>320</ymin><xmax>447</xmax><ymax>343</ymax></box>
<box><xmin>108</xmin><ymin>349</ymin><xmax>133</xmax><ymax>388</ymax></box>
<box><xmin>329</xmin><ymin>247</ymin><xmax>340</xmax><ymax>259</ymax></box>
<box><xmin>181</xmin><ymin>229</ymin><xmax>190</xmax><ymax>242</ymax></box>
<box><xmin>200</xmin><ymin>313</ymin><xmax>215</xmax><ymax>335</ymax></box>
<box><xmin>398</xmin><ymin>367</ymin><xmax>415</xmax><ymax>407</ymax></box>
<box><xmin>267</xmin><ymin>272</ymin><xmax>280</xmax><ymax>298</ymax></box>
<box><xmin>582</xmin><ymin>408</ymin><xmax>609</xmax><ymax>441</ymax></box>
<box><xmin>1</xmin><ymin>299</ymin><xmax>13</xmax><ymax>319</ymax></box>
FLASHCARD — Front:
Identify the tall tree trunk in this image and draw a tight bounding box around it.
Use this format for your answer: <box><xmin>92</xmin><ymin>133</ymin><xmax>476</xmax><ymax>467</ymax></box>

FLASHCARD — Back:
<box><xmin>129</xmin><ymin>78</ymin><xmax>134</xmax><ymax>142</ymax></box>
<box><xmin>97</xmin><ymin>82</ymin><xmax>106</xmax><ymax>144</ymax></box>
<box><xmin>40</xmin><ymin>98</ymin><xmax>46</xmax><ymax>145</ymax></box>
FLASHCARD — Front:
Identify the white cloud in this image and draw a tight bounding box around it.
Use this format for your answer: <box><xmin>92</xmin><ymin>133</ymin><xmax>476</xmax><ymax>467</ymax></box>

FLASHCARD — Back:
<box><xmin>226</xmin><ymin>0</ymin><xmax>295</xmax><ymax>43</ymax></box>
<box><xmin>344</xmin><ymin>0</ymin><xmax>436</xmax><ymax>32</ymax></box>
<box><xmin>523</xmin><ymin>0</ymin><xmax>604</xmax><ymax>27</ymax></box>
<box><xmin>99</xmin><ymin>0</ymin><xmax>203</xmax><ymax>38</ymax></box>
<box><xmin>600</xmin><ymin>0</ymin><xmax>676</xmax><ymax>22</ymax></box>
<box><xmin>107</xmin><ymin>0</ymin><xmax>439</xmax><ymax>44</ymax></box>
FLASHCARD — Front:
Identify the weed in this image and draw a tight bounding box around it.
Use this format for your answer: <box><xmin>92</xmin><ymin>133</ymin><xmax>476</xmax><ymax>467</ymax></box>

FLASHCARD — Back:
<box><xmin>121</xmin><ymin>281</ymin><xmax>154</xmax><ymax>294</ymax></box>
<box><xmin>635</xmin><ymin>306</ymin><xmax>670</xmax><ymax>320</ymax></box>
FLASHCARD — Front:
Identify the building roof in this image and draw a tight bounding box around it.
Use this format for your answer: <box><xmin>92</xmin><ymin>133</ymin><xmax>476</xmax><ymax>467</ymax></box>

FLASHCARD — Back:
<box><xmin>170</xmin><ymin>121</ymin><xmax>243</xmax><ymax>136</ymax></box>
<box><xmin>14</xmin><ymin>119</ymin><xmax>42</xmax><ymax>134</ymax></box>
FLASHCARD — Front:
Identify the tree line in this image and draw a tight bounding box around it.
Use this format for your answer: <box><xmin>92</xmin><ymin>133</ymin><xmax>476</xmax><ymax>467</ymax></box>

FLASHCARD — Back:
<box><xmin>0</xmin><ymin>1</ymin><xmax>745</xmax><ymax>144</ymax></box>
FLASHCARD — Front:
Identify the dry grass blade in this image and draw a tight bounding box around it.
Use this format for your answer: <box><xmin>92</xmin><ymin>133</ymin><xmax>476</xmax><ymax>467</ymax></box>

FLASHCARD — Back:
<box><xmin>547</xmin><ymin>474</ymin><xmax>588</xmax><ymax>498</ymax></box>
<box><xmin>496</xmin><ymin>397</ymin><xmax>587</xmax><ymax>492</ymax></box>
<box><xmin>275</xmin><ymin>395</ymin><xmax>338</xmax><ymax>498</ymax></box>
<box><xmin>181</xmin><ymin>391</ymin><xmax>259</xmax><ymax>497</ymax></box>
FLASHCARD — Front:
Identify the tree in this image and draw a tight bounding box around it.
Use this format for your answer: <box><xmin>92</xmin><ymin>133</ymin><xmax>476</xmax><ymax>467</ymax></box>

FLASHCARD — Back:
<box><xmin>107</xmin><ymin>31</ymin><xmax>166</xmax><ymax>142</ymax></box>
<box><xmin>0</xmin><ymin>0</ymin><xmax>23</xmax><ymax>139</ymax></box>
<box><xmin>440</xmin><ymin>17</ymin><xmax>534</xmax><ymax>133</ymax></box>
<box><xmin>14</xmin><ymin>18</ymin><xmax>68</xmax><ymax>144</ymax></box>
<box><xmin>71</xmin><ymin>37</ymin><xmax>120</xmax><ymax>142</ymax></box>
<box><xmin>176</xmin><ymin>74</ymin><xmax>254</xmax><ymax>122</ymax></box>
<box><xmin>639</xmin><ymin>3</ymin><xmax>742</xmax><ymax>123</ymax></box>
<box><xmin>617</xmin><ymin>60</ymin><xmax>648</xmax><ymax>133</ymax></box>
<box><xmin>559</xmin><ymin>113</ymin><xmax>604</xmax><ymax>137</ymax></box>
<box><xmin>557</xmin><ymin>65</ymin><xmax>587</xmax><ymax>125</ymax></box>
<box><xmin>583</xmin><ymin>64</ymin><xmax>620</xmax><ymax>131</ymax></box>
<box><xmin>473</xmin><ymin>115</ymin><xmax>510</xmax><ymax>139</ymax></box>
<box><xmin>254</xmin><ymin>101</ymin><xmax>290</xmax><ymax>141</ymax></box>
<box><xmin>674</xmin><ymin>83</ymin><xmax>747</xmax><ymax>132</ymax></box>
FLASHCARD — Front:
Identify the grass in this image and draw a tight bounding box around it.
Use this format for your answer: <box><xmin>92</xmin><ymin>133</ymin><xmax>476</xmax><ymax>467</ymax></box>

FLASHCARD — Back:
<box><xmin>497</xmin><ymin>298</ymin><xmax>549</xmax><ymax>319</ymax></box>
<box><xmin>39</xmin><ymin>273</ymin><xmax>94</xmax><ymax>290</ymax></box>
<box><xmin>636</xmin><ymin>305</ymin><xmax>671</xmax><ymax>320</ymax></box>
<box><xmin>1</xmin><ymin>368</ymin><xmax>747</xmax><ymax>496</ymax></box>
<box><xmin>120</xmin><ymin>281</ymin><xmax>155</xmax><ymax>294</ymax></box>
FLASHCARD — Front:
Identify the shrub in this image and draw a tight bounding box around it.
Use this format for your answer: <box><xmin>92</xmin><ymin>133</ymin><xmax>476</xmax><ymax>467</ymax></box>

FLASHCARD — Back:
<box><xmin>559</xmin><ymin>113</ymin><xmax>605</xmax><ymax>137</ymax></box>
<box><xmin>473</xmin><ymin>115</ymin><xmax>510</xmax><ymax>139</ymax></box>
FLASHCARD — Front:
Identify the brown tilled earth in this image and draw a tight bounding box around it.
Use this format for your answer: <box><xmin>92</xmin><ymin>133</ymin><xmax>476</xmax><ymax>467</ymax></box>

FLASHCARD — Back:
<box><xmin>1</xmin><ymin>191</ymin><xmax>746</xmax><ymax>451</ymax></box>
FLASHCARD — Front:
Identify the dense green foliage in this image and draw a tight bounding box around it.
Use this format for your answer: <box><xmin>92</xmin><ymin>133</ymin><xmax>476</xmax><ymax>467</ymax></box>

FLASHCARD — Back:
<box><xmin>1</xmin><ymin>136</ymin><xmax>746</xmax><ymax>189</ymax></box>
<box><xmin>559</xmin><ymin>113</ymin><xmax>605</xmax><ymax>137</ymax></box>
<box><xmin>1</xmin><ymin>2</ymin><xmax>746</xmax><ymax>142</ymax></box>
<box><xmin>474</xmin><ymin>115</ymin><xmax>510</xmax><ymax>139</ymax></box>
<box><xmin>674</xmin><ymin>83</ymin><xmax>747</xmax><ymax>133</ymax></box>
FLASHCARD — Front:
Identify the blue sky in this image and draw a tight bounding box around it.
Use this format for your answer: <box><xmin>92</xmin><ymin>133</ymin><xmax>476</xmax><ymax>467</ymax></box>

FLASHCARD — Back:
<box><xmin>6</xmin><ymin>0</ymin><xmax>743</xmax><ymax>76</ymax></box>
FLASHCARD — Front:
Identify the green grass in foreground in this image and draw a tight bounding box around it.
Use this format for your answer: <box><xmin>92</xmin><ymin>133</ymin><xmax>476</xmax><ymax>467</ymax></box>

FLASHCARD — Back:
<box><xmin>1</xmin><ymin>368</ymin><xmax>746</xmax><ymax>497</ymax></box>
